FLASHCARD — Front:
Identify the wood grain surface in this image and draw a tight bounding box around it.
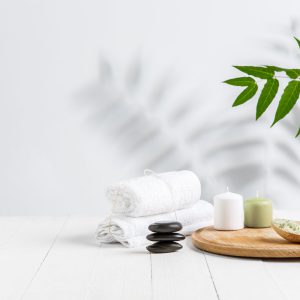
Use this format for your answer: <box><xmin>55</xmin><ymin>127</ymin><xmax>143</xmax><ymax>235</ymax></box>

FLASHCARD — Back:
<box><xmin>192</xmin><ymin>226</ymin><xmax>300</xmax><ymax>258</ymax></box>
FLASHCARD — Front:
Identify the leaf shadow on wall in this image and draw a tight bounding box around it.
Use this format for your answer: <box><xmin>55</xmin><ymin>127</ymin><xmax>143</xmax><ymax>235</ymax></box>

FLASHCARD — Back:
<box><xmin>74</xmin><ymin>43</ymin><xmax>300</xmax><ymax>208</ymax></box>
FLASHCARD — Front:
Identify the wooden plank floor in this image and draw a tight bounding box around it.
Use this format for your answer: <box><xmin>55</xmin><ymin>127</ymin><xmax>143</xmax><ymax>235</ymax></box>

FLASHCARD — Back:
<box><xmin>0</xmin><ymin>215</ymin><xmax>299</xmax><ymax>300</ymax></box>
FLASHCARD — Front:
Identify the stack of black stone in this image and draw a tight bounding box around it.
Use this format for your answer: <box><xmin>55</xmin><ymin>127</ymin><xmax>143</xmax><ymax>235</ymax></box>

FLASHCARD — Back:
<box><xmin>146</xmin><ymin>221</ymin><xmax>185</xmax><ymax>253</ymax></box>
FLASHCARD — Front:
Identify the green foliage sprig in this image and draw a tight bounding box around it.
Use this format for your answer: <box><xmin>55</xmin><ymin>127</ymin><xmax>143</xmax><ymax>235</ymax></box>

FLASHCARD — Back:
<box><xmin>224</xmin><ymin>37</ymin><xmax>300</xmax><ymax>137</ymax></box>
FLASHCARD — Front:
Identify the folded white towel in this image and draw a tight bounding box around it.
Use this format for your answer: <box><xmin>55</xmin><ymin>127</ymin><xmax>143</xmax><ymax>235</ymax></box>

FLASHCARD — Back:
<box><xmin>96</xmin><ymin>200</ymin><xmax>213</xmax><ymax>247</ymax></box>
<box><xmin>106</xmin><ymin>170</ymin><xmax>201</xmax><ymax>217</ymax></box>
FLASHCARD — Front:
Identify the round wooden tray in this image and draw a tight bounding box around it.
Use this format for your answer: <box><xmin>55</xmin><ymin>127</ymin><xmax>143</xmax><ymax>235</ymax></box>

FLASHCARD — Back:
<box><xmin>192</xmin><ymin>226</ymin><xmax>300</xmax><ymax>258</ymax></box>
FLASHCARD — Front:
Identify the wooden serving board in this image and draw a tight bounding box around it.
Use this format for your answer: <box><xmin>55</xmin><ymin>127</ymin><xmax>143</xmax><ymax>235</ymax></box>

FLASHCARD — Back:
<box><xmin>192</xmin><ymin>226</ymin><xmax>300</xmax><ymax>258</ymax></box>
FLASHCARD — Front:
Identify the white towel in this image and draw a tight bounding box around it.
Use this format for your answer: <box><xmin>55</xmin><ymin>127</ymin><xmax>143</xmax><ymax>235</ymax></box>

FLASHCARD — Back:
<box><xmin>106</xmin><ymin>170</ymin><xmax>201</xmax><ymax>217</ymax></box>
<box><xmin>96</xmin><ymin>200</ymin><xmax>213</xmax><ymax>247</ymax></box>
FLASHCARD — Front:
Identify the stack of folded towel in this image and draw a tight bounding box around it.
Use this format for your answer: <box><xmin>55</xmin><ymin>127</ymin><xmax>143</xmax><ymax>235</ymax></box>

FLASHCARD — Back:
<box><xmin>96</xmin><ymin>170</ymin><xmax>213</xmax><ymax>247</ymax></box>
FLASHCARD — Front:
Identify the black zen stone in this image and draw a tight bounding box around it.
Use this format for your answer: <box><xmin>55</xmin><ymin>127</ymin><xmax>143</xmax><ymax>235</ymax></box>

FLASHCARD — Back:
<box><xmin>146</xmin><ymin>233</ymin><xmax>185</xmax><ymax>242</ymax></box>
<box><xmin>148</xmin><ymin>221</ymin><xmax>183</xmax><ymax>233</ymax></box>
<box><xmin>146</xmin><ymin>242</ymin><xmax>183</xmax><ymax>253</ymax></box>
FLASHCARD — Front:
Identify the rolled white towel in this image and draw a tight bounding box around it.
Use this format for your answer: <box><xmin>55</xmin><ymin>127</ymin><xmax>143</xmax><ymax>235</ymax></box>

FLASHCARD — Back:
<box><xmin>96</xmin><ymin>200</ymin><xmax>213</xmax><ymax>247</ymax></box>
<box><xmin>107</xmin><ymin>170</ymin><xmax>201</xmax><ymax>217</ymax></box>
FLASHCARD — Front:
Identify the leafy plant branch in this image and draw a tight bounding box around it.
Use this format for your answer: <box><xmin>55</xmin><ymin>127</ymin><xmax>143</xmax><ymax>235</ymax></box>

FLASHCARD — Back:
<box><xmin>224</xmin><ymin>37</ymin><xmax>300</xmax><ymax>137</ymax></box>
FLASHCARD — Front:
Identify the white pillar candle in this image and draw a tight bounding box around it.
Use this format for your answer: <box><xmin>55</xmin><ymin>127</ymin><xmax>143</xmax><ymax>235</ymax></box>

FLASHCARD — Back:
<box><xmin>213</xmin><ymin>190</ymin><xmax>244</xmax><ymax>230</ymax></box>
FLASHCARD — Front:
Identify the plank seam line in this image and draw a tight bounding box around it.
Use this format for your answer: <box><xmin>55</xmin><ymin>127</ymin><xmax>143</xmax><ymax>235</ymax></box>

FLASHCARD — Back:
<box><xmin>261</xmin><ymin>260</ymin><xmax>289</xmax><ymax>300</ymax></box>
<box><xmin>203</xmin><ymin>251</ymin><xmax>220</xmax><ymax>300</ymax></box>
<box><xmin>150</xmin><ymin>252</ymin><xmax>153</xmax><ymax>300</ymax></box>
<box><xmin>83</xmin><ymin>244</ymin><xmax>102</xmax><ymax>300</ymax></box>
<box><xmin>19</xmin><ymin>216</ymin><xmax>70</xmax><ymax>300</ymax></box>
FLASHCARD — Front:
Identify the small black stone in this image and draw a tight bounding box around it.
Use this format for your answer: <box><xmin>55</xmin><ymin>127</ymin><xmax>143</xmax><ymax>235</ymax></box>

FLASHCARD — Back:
<box><xmin>148</xmin><ymin>221</ymin><xmax>183</xmax><ymax>233</ymax></box>
<box><xmin>146</xmin><ymin>242</ymin><xmax>183</xmax><ymax>253</ymax></box>
<box><xmin>146</xmin><ymin>233</ymin><xmax>185</xmax><ymax>242</ymax></box>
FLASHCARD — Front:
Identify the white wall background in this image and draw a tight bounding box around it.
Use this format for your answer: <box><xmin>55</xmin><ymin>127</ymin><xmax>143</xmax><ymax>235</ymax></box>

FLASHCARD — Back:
<box><xmin>1</xmin><ymin>0</ymin><xmax>300</xmax><ymax>215</ymax></box>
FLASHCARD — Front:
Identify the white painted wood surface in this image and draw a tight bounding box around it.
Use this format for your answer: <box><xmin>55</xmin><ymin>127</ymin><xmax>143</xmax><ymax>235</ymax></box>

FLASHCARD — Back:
<box><xmin>0</xmin><ymin>212</ymin><xmax>299</xmax><ymax>300</ymax></box>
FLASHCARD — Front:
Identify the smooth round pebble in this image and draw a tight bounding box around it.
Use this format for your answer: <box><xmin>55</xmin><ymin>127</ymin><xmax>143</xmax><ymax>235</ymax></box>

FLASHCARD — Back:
<box><xmin>146</xmin><ymin>242</ymin><xmax>183</xmax><ymax>253</ymax></box>
<box><xmin>148</xmin><ymin>221</ymin><xmax>183</xmax><ymax>233</ymax></box>
<box><xmin>146</xmin><ymin>233</ymin><xmax>185</xmax><ymax>242</ymax></box>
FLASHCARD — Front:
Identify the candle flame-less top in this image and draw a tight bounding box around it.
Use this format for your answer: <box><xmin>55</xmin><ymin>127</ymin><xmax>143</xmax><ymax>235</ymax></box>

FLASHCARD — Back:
<box><xmin>213</xmin><ymin>191</ymin><xmax>243</xmax><ymax>202</ymax></box>
<box><xmin>244</xmin><ymin>197</ymin><xmax>272</xmax><ymax>206</ymax></box>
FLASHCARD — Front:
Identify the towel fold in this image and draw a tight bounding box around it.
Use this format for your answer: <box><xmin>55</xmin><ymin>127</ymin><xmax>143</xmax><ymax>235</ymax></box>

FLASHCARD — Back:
<box><xmin>96</xmin><ymin>200</ymin><xmax>213</xmax><ymax>247</ymax></box>
<box><xmin>106</xmin><ymin>170</ymin><xmax>201</xmax><ymax>217</ymax></box>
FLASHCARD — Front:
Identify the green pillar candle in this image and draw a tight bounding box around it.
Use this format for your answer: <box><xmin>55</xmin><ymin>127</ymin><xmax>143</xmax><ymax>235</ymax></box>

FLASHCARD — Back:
<box><xmin>244</xmin><ymin>198</ymin><xmax>273</xmax><ymax>228</ymax></box>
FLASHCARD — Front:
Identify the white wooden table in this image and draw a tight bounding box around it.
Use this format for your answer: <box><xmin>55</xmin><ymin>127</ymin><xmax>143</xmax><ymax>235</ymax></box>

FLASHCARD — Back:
<box><xmin>1</xmin><ymin>212</ymin><xmax>300</xmax><ymax>300</ymax></box>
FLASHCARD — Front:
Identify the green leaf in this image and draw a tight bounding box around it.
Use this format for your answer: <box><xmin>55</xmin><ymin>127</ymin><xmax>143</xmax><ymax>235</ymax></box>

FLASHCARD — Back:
<box><xmin>296</xmin><ymin>128</ymin><xmax>300</xmax><ymax>138</ymax></box>
<box><xmin>294</xmin><ymin>37</ymin><xmax>300</xmax><ymax>48</ymax></box>
<box><xmin>256</xmin><ymin>78</ymin><xmax>279</xmax><ymax>120</ymax></box>
<box><xmin>232</xmin><ymin>83</ymin><xmax>258</xmax><ymax>107</ymax></box>
<box><xmin>224</xmin><ymin>77</ymin><xmax>256</xmax><ymax>86</ymax></box>
<box><xmin>234</xmin><ymin>66</ymin><xmax>274</xmax><ymax>79</ymax></box>
<box><xmin>285</xmin><ymin>69</ymin><xmax>300</xmax><ymax>79</ymax></box>
<box><xmin>265</xmin><ymin>65</ymin><xmax>300</xmax><ymax>79</ymax></box>
<box><xmin>272</xmin><ymin>80</ymin><xmax>300</xmax><ymax>126</ymax></box>
<box><xmin>265</xmin><ymin>65</ymin><xmax>285</xmax><ymax>72</ymax></box>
